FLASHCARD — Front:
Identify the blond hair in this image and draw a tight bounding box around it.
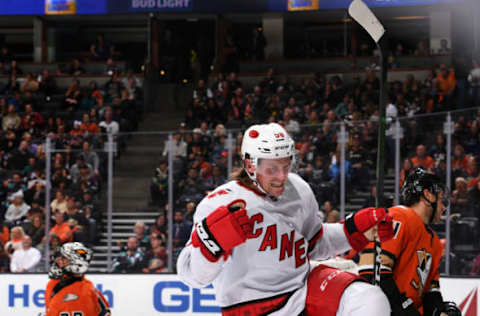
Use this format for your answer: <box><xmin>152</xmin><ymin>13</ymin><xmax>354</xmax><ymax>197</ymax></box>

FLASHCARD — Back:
<box><xmin>10</xmin><ymin>226</ymin><xmax>25</xmax><ymax>240</ymax></box>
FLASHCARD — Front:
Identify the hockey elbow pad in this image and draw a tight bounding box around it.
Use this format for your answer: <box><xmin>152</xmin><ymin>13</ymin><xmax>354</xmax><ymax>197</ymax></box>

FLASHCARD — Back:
<box><xmin>343</xmin><ymin>207</ymin><xmax>390</xmax><ymax>251</ymax></box>
<box><xmin>192</xmin><ymin>204</ymin><xmax>252</xmax><ymax>262</ymax></box>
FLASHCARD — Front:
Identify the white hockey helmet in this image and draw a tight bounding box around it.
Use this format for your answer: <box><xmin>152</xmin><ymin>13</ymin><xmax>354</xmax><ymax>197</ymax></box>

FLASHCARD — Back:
<box><xmin>241</xmin><ymin>123</ymin><xmax>296</xmax><ymax>187</ymax></box>
<box><xmin>59</xmin><ymin>242</ymin><xmax>93</xmax><ymax>275</ymax></box>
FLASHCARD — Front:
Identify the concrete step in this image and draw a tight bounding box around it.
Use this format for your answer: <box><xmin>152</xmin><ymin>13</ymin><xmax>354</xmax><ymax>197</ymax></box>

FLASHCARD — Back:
<box><xmin>110</xmin><ymin>218</ymin><xmax>156</xmax><ymax>224</ymax></box>
<box><xmin>102</xmin><ymin>213</ymin><xmax>159</xmax><ymax>218</ymax></box>
<box><xmin>99</xmin><ymin>238</ymin><xmax>131</xmax><ymax>244</ymax></box>
<box><xmin>93</xmin><ymin>246</ymin><xmax>121</xmax><ymax>252</ymax></box>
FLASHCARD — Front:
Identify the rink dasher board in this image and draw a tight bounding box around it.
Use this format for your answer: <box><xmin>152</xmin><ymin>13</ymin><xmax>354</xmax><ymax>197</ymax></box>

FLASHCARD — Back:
<box><xmin>0</xmin><ymin>274</ymin><xmax>476</xmax><ymax>315</ymax></box>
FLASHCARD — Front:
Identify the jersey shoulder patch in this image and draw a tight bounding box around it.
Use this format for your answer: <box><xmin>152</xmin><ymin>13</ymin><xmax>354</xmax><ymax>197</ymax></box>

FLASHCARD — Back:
<box><xmin>62</xmin><ymin>293</ymin><xmax>79</xmax><ymax>302</ymax></box>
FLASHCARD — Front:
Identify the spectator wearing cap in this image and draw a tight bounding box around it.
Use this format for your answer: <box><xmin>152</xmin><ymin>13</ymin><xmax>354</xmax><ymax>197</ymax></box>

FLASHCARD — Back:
<box><xmin>50</xmin><ymin>212</ymin><xmax>72</xmax><ymax>244</ymax></box>
<box><xmin>10</xmin><ymin>235</ymin><xmax>41</xmax><ymax>272</ymax></box>
<box><xmin>70</xmin><ymin>155</ymin><xmax>93</xmax><ymax>184</ymax></box>
<box><xmin>70</xmin><ymin>120</ymin><xmax>84</xmax><ymax>137</ymax></box>
<box><xmin>5</xmin><ymin>190</ymin><xmax>30</xmax><ymax>227</ymax></box>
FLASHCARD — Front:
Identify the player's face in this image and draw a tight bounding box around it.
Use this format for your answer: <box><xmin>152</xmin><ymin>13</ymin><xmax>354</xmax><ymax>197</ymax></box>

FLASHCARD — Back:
<box><xmin>256</xmin><ymin>157</ymin><xmax>292</xmax><ymax>197</ymax></box>
<box><xmin>433</xmin><ymin>190</ymin><xmax>448</xmax><ymax>223</ymax></box>
<box><xmin>55</xmin><ymin>256</ymin><xmax>70</xmax><ymax>268</ymax></box>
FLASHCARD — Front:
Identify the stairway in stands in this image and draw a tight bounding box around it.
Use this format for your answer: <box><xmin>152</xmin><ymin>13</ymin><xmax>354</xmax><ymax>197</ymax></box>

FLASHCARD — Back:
<box><xmin>90</xmin><ymin>111</ymin><xmax>184</xmax><ymax>272</ymax></box>
<box><xmin>345</xmin><ymin>170</ymin><xmax>396</xmax><ymax>213</ymax></box>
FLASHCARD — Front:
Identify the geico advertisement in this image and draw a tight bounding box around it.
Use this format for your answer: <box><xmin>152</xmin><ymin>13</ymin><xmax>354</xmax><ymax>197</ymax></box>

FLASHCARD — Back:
<box><xmin>0</xmin><ymin>274</ymin><xmax>220</xmax><ymax>316</ymax></box>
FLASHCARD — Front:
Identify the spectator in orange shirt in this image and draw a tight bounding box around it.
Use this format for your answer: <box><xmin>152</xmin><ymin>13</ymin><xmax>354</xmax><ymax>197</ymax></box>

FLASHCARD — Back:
<box><xmin>410</xmin><ymin>144</ymin><xmax>435</xmax><ymax>170</ymax></box>
<box><xmin>400</xmin><ymin>158</ymin><xmax>414</xmax><ymax>188</ymax></box>
<box><xmin>434</xmin><ymin>64</ymin><xmax>456</xmax><ymax>104</ymax></box>
<box><xmin>452</xmin><ymin>144</ymin><xmax>471</xmax><ymax>178</ymax></box>
<box><xmin>80</xmin><ymin>113</ymin><xmax>99</xmax><ymax>136</ymax></box>
<box><xmin>49</xmin><ymin>212</ymin><xmax>72</xmax><ymax>244</ymax></box>
<box><xmin>88</xmin><ymin>81</ymin><xmax>103</xmax><ymax>104</ymax></box>
<box><xmin>0</xmin><ymin>219</ymin><xmax>9</xmax><ymax>246</ymax></box>
<box><xmin>69</xmin><ymin>121</ymin><xmax>84</xmax><ymax>137</ymax></box>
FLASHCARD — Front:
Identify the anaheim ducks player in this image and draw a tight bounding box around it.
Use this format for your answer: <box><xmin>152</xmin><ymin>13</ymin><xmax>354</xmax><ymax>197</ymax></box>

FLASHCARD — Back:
<box><xmin>177</xmin><ymin>122</ymin><xmax>394</xmax><ymax>316</ymax></box>
<box><xmin>45</xmin><ymin>242</ymin><xmax>111</xmax><ymax>316</ymax></box>
<box><xmin>359</xmin><ymin>168</ymin><xmax>461</xmax><ymax>316</ymax></box>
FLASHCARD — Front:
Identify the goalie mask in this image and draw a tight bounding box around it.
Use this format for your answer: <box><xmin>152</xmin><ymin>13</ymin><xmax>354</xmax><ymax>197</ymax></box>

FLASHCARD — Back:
<box><xmin>49</xmin><ymin>242</ymin><xmax>93</xmax><ymax>278</ymax></box>
<box><xmin>241</xmin><ymin>123</ymin><xmax>296</xmax><ymax>195</ymax></box>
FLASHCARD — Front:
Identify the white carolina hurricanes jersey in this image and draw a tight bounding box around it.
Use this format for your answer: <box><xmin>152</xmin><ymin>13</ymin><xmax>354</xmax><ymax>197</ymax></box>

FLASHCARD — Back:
<box><xmin>177</xmin><ymin>173</ymin><xmax>352</xmax><ymax>315</ymax></box>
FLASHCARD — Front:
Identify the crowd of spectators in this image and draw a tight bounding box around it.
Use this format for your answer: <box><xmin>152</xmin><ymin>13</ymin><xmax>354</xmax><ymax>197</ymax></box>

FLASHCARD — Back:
<box><xmin>145</xmin><ymin>48</ymin><xmax>480</xmax><ymax>274</ymax></box>
<box><xmin>0</xmin><ymin>43</ymin><xmax>143</xmax><ymax>272</ymax></box>
<box><xmin>111</xmin><ymin>212</ymin><xmax>191</xmax><ymax>273</ymax></box>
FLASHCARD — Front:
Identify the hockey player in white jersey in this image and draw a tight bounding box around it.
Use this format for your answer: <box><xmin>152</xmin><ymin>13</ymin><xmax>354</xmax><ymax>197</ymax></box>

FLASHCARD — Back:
<box><xmin>177</xmin><ymin>122</ymin><xmax>393</xmax><ymax>316</ymax></box>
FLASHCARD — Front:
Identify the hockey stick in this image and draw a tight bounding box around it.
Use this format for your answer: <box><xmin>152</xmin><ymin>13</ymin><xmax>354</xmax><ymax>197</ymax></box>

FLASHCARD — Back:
<box><xmin>348</xmin><ymin>0</ymin><xmax>387</xmax><ymax>286</ymax></box>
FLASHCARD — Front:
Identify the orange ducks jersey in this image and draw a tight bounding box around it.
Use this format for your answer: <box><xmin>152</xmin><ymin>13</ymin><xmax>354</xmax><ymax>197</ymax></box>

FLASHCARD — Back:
<box><xmin>45</xmin><ymin>276</ymin><xmax>110</xmax><ymax>316</ymax></box>
<box><xmin>359</xmin><ymin>205</ymin><xmax>443</xmax><ymax>311</ymax></box>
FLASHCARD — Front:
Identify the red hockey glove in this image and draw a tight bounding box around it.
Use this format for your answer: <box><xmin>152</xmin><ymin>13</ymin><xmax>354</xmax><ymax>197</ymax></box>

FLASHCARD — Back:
<box><xmin>377</xmin><ymin>213</ymin><xmax>394</xmax><ymax>243</ymax></box>
<box><xmin>343</xmin><ymin>207</ymin><xmax>388</xmax><ymax>251</ymax></box>
<box><xmin>192</xmin><ymin>203</ymin><xmax>252</xmax><ymax>262</ymax></box>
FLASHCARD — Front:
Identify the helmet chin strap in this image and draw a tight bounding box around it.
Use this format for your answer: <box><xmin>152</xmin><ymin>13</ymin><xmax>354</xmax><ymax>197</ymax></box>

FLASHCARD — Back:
<box><xmin>423</xmin><ymin>193</ymin><xmax>438</xmax><ymax>223</ymax></box>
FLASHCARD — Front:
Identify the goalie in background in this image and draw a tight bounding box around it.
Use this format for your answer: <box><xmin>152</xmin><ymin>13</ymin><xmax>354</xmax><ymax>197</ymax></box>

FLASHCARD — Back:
<box><xmin>45</xmin><ymin>242</ymin><xmax>111</xmax><ymax>316</ymax></box>
<box><xmin>358</xmin><ymin>168</ymin><xmax>460</xmax><ymax>316</ymax></box>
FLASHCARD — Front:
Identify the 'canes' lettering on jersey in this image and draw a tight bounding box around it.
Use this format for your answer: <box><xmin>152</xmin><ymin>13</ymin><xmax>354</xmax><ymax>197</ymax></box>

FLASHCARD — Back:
<box><xmin>177</xmin><ymin>173</ymin><xmax>351</xmax><ymax>315</ymax></box>
<box><xmin>359</xmin><ymin>205</ymin><xmax>442</xmax><ymax>308</ymax></box>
